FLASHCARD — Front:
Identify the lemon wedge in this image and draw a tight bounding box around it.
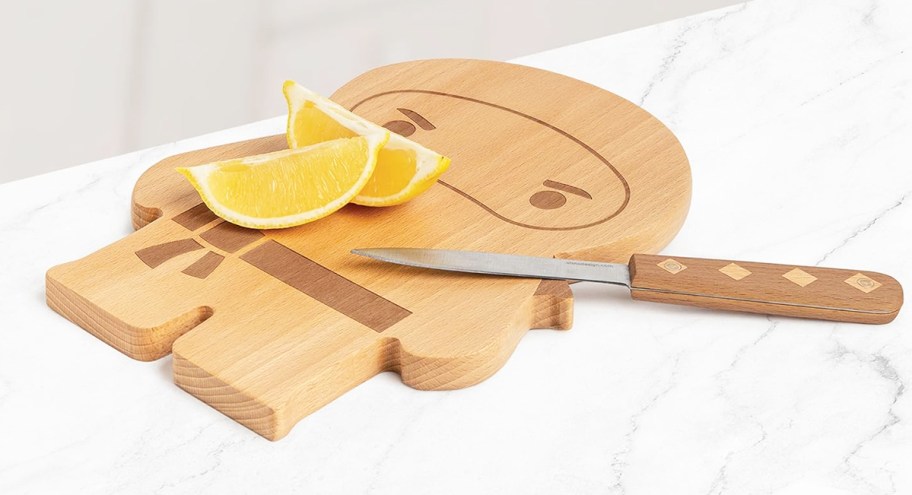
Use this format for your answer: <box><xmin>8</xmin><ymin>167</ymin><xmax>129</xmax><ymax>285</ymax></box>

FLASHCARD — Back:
<box><xmin>284</xmin><ymin>80</ymin><xmax>451</xmax><ymax>206</ymax></box>
<box><xmin>178</xmin><ymin>134</ymin><xmax>388</xmax><ymax>229</ymax></box>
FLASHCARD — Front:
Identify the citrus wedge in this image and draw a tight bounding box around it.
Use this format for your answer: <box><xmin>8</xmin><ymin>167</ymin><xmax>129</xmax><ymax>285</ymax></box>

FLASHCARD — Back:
<box><xmin>177</xmin><ymin>133</ymin><xmax>388</xmax><ymax>229</ymax></box>
<box><xmin>284</xmin><ymin>80</ymin><xmax>451</xmax><ymax>206</ymax></box>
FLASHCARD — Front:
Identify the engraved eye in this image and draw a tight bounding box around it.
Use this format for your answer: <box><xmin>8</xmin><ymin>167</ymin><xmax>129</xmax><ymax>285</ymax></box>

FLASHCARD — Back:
<box><xmin>382</xmin><ymin>109</ymin><xmax>435</xmax><ymax>138</ymax></box>
<box><xmin>529</xmin><ymin>190</ymin><xmax>567</xmax><ymax>209</ymax></box>
<box><xmin>542</xmin><ymin>179</ymin><xmax>591</xmax><ymax>199</ymax></box>
<box><xmin>383</xmin><ymin>120</ymin><xmax>416</xmax><ymax>137</ymax></box>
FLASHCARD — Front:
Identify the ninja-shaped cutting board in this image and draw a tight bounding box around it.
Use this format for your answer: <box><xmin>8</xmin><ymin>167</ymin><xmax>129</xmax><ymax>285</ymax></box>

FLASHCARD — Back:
<box><xmin>46</xmin><ymin>59</ymin><xmax>691</xmax><ymax>440</ymax></box>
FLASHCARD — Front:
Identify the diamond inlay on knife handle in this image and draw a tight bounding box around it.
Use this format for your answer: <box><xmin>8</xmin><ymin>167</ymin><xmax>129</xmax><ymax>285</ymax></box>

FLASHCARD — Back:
<box><xmin>628</xmin><ymin>254</ymin><xmax>903</xmax><ymax>324</ymax></box>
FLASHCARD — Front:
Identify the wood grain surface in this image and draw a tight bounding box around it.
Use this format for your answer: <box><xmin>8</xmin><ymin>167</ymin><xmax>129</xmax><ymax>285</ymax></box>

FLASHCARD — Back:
<box><xmin>46</xmin><ymin>59</ymin><xmax>691</xmax><ymax>440</ymax></box>
<box><xmin>629</xmin><ymin>254</ymin><xmax>902</xmax><ymax>323</ymax></box>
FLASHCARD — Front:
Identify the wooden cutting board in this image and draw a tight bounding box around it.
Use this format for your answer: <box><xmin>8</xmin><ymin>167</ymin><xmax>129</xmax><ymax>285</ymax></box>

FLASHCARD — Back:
<box><xmin>46</xmin><ymin>59</ymin><xmax>691</xmax><ymax>440</ymax></box>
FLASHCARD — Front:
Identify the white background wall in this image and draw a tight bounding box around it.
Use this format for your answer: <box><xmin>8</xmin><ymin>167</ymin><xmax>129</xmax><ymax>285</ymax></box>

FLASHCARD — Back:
<box><xmin>0</xmin><ymin>0</ymin><xmax>739</xmax><ymax>184</ymax></box>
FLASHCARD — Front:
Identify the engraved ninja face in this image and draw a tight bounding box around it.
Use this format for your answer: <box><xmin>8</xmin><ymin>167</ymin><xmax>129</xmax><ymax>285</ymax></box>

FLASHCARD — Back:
<box><xmin>352</xmin><ymin>90</ymin><xmax>630</xmax><ymax>231</ymax></box>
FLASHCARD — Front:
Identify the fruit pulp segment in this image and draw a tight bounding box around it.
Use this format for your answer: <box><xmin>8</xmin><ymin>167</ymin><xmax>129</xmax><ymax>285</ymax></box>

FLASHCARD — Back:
<box><xmin>358</xmin><ymin>147</ymin><xmax>419</xmax><ymax>197</ymax></box>
<box><xmin>290</xmin><ymin>103</ymin><xmax>357</xmax><ymax>147</ymax></box>
<box><xmin>207</xmin><ymin>138</ymin><xmax>370</xmax><ymax>217</ymax></box>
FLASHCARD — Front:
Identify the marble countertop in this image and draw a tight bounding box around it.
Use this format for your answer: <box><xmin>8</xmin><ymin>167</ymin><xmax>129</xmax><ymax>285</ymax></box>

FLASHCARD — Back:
<box><xmin>2</xmin><ymin>0</ymin><xmax>911</xmax><ymax>493</ymax></box>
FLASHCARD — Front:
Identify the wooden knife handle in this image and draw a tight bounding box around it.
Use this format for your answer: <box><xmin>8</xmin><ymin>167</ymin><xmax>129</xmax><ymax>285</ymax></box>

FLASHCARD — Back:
<box><xmin>628</xmin><ymin>254</ymin><xmax>903</xmax><ymax>324</ymax></box>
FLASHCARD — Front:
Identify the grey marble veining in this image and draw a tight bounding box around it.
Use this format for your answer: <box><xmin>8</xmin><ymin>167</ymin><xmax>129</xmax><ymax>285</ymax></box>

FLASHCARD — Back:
<box><xmin>2</xmin><ymin>0</ymin><xmax>911</xmax><ymax>493</ymax></box>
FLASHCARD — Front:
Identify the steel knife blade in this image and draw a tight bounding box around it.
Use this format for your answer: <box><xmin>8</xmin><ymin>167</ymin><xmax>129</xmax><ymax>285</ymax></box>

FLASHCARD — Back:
<box><xmin>351</xmin><ymin>248</ymin><xmax>630</xmax><ymax>286</ymax></box>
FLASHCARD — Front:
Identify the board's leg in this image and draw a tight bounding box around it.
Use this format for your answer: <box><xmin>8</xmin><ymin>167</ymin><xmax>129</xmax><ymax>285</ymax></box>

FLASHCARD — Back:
<box><xmin>386</xmin><ymin>279</ymin><xmax>574</xmax><ymax>392</ymax></box>
<box><xmin>531</xmin><ymin>280</ymin><xmax>574</xmax><ymax>330</ymax></box>
<box><xmin>171</xmin><ymin>299</ymin><xmax>397</xmax><ymax>441</ymax></box>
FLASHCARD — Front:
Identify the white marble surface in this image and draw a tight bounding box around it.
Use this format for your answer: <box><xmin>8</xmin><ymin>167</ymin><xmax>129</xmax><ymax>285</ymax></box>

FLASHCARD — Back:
<box><xmin>2</xmin><ymin>0</ymin><xmax>911</xmax><ymax>492</ymax></box>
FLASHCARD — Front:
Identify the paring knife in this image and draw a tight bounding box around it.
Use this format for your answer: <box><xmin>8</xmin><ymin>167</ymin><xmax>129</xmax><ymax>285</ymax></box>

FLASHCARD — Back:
<box><xmin>351</xmin><ymin>248</ymin><xmax>903</xmax><ymax>324</ymax></box>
